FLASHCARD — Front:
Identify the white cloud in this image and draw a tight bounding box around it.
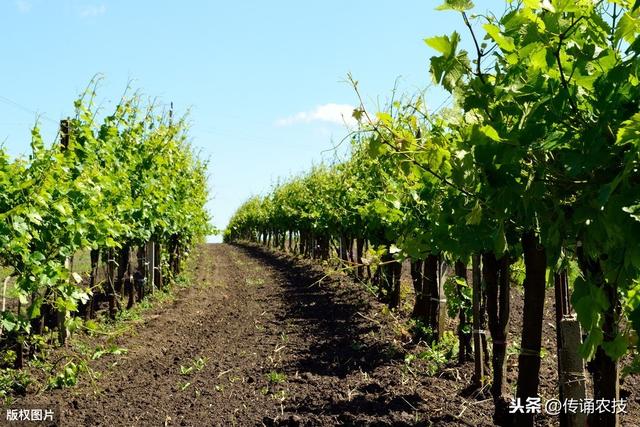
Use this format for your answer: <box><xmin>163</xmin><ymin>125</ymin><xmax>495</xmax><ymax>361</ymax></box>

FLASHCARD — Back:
<box><xmin>16</xmin><ymin>0</ymin><xmax>32</xmax><ymax>13</ymax></box>
<box><xmin>80</xmin><ymin>4</ymin><xmax>107</xmax><ymax>17</ymax></box>
<box><xmin>275</xmin><ymin>103</ymin><xmax>358</xmax><ymax>127</ymax></box>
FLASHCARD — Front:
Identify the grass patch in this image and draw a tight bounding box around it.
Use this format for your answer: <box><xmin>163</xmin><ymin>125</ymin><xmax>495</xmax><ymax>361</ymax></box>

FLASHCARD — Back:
<box><xmin>266</xmin><ymin>370</ymin><xmax>286</xmax><ymax>384</ymax></box>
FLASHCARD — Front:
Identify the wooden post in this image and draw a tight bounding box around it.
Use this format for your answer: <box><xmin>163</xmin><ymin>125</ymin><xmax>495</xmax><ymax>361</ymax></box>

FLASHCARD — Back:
<box><xmin>426</xmin><ymin>254</ymin><xmax>447</xmax><ymax>342</ymax></box>
<box><xmin>88</xmin><ymin>249</ymin><xmax>100</xmax><ymax>319</ymax></box>
<box><xmin>555</xmin><ymin>271</ymin><xmax>587</xmax><ymax>427</ymax></box>
<box><xmin>135</xmin><ymin>246</ymin><xmax>146</xmax><ymax>302</ymax></box>
<box><xmin>58</xmin><ymin>257</ymin><xmax>71</xmax><ymax>345</ymax></box>
<box><xmin>455</xmin><ymin>260</ymin><xmax>472</xmax><ymax>363</ymax></box>
<box><xmin>58</xmin><ymin>119</ymin><xmax>70</xmax><ymax>344</ymax></box>
<box><xmin>472</xmin><ymin>254</ymin><xmax>485</xmax><ymax>387</ymax></box>
<box><xmin>153</xmin><ymin>239</ymin><xmax>162</xmax><ymax>290</ymax></box>
<box><xmin>147</xmin><ymin>241</ymin><xmax>155</xmax><ymax>293</ymax></box>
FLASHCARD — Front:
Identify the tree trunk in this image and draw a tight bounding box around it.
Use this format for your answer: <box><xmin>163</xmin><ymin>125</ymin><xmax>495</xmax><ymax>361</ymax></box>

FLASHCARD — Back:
<box><xmin>484</xmin><ymin>252</ymin><xmax>511</xmax><ymax>426</ymax></box>
<box><xmin>377</xmin><ymin>251</ymin><xmax>392</xmax><ymax>302</ymax></box>
<box><xmin>356</xmin><ymin>238</ymin><xmax>365</xmax><ymax>278</ymax></box>
<box><xmin>472</xmin><ymin>254</ymin><xmax>489</xmax><ymax>387</ymax></box>
<box><xmin>116</xmin><ymin>245</ymin><xmax>131</xmax><ymax>300</ymax></box>
<box><xmin>106</xmin><ymin>248</ymin><xmax>118</xmax><ymax>318</ymax></box>
<box><xmin>323</xmin><ymin>235</ymin><xmax>331</xmax><ymax>260</ymax></box>
<box><xmin>577</xmin><ymin>248</ymin><xmax>620</xmax><ymax>427</ymax></box>
<box><xmin>411</xmin><ymin>259</ymin><xmax>429</xmax><ymax>321</ymax></box>
<box><xmin>455</xmin><ymin>260</ymin><xmax>472</xmax><ymax>364</ymax></box>
<box><xmin>153</xmin><ymin>240</ymin><xmax>163</xmax><ymax>290</ymax></box>
<box><xmin>88</xmin><ymin>249</ymin><xmax>100</xmax><ymax>319</ymax></box>
<box><xmin>555</xmin><ymin>271</ymin><xmax>587</xmax><ymax>427</ymax></box>
<box><xmin>515</xmin><ymin>231</ymin><xmax>547</xmax><ymax>427</ymax></box>
<box><xmin>592</xmin><ymin>282</ymin><xmax>620</xmax><ymax>427</ymax></box>
<box><xmin>339</xmin><ymin>234</ymin><xmax>349</xmax><ymax>262</ymax></box>
<box><xmin>168</xmin><ymin>235</ymin><xmax>178</xmax><ymax>277</ymax></box>
<box><xmin>426</xmin><ymin>254</ymin><xmax>447</xmax><ymax>342</ymax></box>
<box><xmin>135</xmin><ymin>246</ymin><xmax>146</xmax><ymax>302</ymax></box>
<box><xmin>389</xmin><ymin>258</ymin><xmax>402</xmax><ymax>309</ymax></box>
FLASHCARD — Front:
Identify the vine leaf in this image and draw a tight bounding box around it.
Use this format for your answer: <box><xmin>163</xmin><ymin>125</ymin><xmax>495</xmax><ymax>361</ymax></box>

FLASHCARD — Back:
<box><xmin>483</xmin><ymin>24</ymin><xmax>515</xmax><ymax>52</ymax></box>
<box><xmin>435</xmin><ymin>0</ymin><xmax>474</xmax><ymax>11</ymax></box>
<box><xmin>424</xmin><ymin>32</ymin><xmax>460</xmax><ymax>58</ymax></box>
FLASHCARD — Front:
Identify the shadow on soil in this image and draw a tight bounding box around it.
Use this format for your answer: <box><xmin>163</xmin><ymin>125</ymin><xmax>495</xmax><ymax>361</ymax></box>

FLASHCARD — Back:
<box><xmin>236</xmin><ymin>244</ymin><xmax>400</xmax><ymax>376</ymax></box>
<box><xmin>235</xmin><ymin>244</ymin><xmax>424</xmax><ymax>425</ymax></box>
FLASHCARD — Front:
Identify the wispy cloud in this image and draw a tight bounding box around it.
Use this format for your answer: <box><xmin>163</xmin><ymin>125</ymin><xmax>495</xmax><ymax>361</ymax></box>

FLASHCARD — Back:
<box><xmin>16</xmin><ymin>0</ymin><xmax>32</xmax><ymax>13</ymax></box>
<box><xmin>80</xmin><ymin>4</ymin><xmax>107</xmax><ymax>17</ymax></box>
<box><xmin>275</xmin><ymin>103</ymin><xmax>358</xmax><ymax>127</ymax></box>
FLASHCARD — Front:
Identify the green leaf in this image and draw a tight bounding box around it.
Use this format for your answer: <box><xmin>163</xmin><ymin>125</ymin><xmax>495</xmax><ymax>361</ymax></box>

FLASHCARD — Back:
<box><xmin>27</xmin><ymin>298</ymin><xmax>43</xmax><ymax>320</ymax></box>
<box><xmin>429</xmin><ymin>48</ymin><xmax>470</xmax><ymax>92</ymax></box>
<box><xmin>483</xmin><ymin>24</ymin><xmax>515</xmax><ymax>52</ymax></box>
<box><xmin>602</xmin><ymin>334</ymin><xmax>629</xmax><ymax>361</ymax></box>
<box><xmin>580</xmin><ymin>327</ymin><xmax>603</xmax><ymax>360</ymax></box>
<box><xmin>425</xmin><ymin>32</ymin><xmax>460</xmax><ymax>58</ymax></box>
<box><xmin>623</xmin><ymin>205</ymin><xmax>640</xmax><ymax>222</ymax></box>
<box><xmin>1</xmin><ymin>317</ymin><xmax>17</xmax><ymax>332</ymax></box>
<box><xmin>529</xmin><ymin>48</ymin><xmax>549</xmax><ymax>71</ymax></box>
<box><xmin>12</xmin><ymin>217</ymin><xmax>29</xmax><ymax>235</ymax></box>
<box><xmin>52</xmin><ymin>200</ymin><xmax>71</xmax><ymax>216</ymax></box>
<box><xmin>85</xmin><ymin>319</ymin><xmax>98</xmax><ymax>331</ymax></box>
<box><xmin>18</xmin><ymin>293</ymin><xmax>28</xmax><ymax>305</ymax></box>
<box><xmin>494</xmin><ymin>224</ymin><xmax>507</xmax><ymax>256</ymax></box>
<box><xmin>465</xmin><ymin>202</ymin><xmax>482</xmax><ymax>225</ymax></box>
<box><xmin>615</xmin><ymin>12</ymin><xmax>640</xmax><ymax>45</ymax></box>
<box><xmin>554</xmin><ymin>0</ymin><xmax>590</xmax><ymax>12</ymax></box>
<box><xmin>435</xmin><ymin>0</ymin><xmax>474</xmax><ymax>11</ymax></box>
<box><xmin>426</xmin><ymin>36</ymin><xmax>453</xmax><ymax>57</ymax></box>
<box><xmin>616</xmin><ymin>112</ymin><xmax>640</xmax><ymax>147</ymax></box>
<box><xmin>26</xmin><ymin>211</ymin><xmax>43</xmax><ymax>225</ymax></box>
<box><xmin>480</xmin><ymin>125</ymin><xmax>501</xmax><ymax>141</ymax></box>
<box><xmin>352</xmin><ymin>108</ymin><xmax>364</xmax><ymax>122</ymax></box>
<box><xmin>376</xmin><ymin>112</ymin><xmax>393</xmax><ymax>125</ymax></box>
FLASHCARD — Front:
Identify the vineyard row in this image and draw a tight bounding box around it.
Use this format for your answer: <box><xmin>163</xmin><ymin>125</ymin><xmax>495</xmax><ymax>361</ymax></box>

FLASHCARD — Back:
<box><xmin>226</xmin><ymin>1</ymin><xmax>640</xmax><ymax>426</ymax></box>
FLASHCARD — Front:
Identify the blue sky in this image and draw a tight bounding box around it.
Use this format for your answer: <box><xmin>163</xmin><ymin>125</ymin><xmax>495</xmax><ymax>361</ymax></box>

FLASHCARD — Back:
<box><xmin>0</xmin><ymin>0</ymin><xmax>499</xmax><ymax>242</ymax></box>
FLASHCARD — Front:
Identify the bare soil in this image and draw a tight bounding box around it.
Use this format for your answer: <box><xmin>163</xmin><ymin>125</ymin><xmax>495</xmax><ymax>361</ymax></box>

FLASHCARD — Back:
<box><xmin>7</xmin><ymin>243</ymin><xmax>640</xmax><ymax>426</ymax></box>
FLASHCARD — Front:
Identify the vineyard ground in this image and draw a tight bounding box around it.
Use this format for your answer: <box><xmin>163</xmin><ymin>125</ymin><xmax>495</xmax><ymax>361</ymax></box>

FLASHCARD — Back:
<box><xmin>9</xmin><ymin>243</ymin><xmax>640</xmax><ymax>426</ymax></box>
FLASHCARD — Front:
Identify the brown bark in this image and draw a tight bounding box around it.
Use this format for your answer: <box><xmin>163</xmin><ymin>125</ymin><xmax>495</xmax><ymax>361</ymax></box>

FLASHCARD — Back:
<box><xmin>577</xmin><ymin>248</ymin><xmax>620</xmax><ymax>427</ymax></box>
<box><xmin>356</xmin><ymin>238</ymin><xmax>365</xmax><ymax>278</ymax></box>
<box><xmin>153</xmin><ymin>240</ymin><xmax>163</xmax><ymax>290</ymax></box>
<box><xmin>388</xmin><ymin>259</ymin><xmax>402</xmax><ymax>310</ymax></box>
<box><xmin>426</xmin><ymin>254</ymin><xmax>447</xmax><ymax>342</ymax></box>
<box><xmin>515</xmin><ymin>231</ymin><xmax>547</xmax><ymax>427</ymax></box>
<box><xmin>411</xmin><ymin>259</ymin><xmax>429</xmax><ymax>321</ymax></box>
<box><xmin>116</xmin><ymin>245</ymin><xmax>130</xmax><ymax>298</ymax></box>
<box><xmin>484</xmin><ymin>252</ymin><xmax>511</xmax><ymax>426</ymax></box>
<box><xmin>471</xmin><ymin>254</ymin><xmax>489</xmax><ymax>387</ymax></box>
<box><xmin>455</xmin><ymin>260</ymin><xmax>472</xmax><ymax>364</ymax></box>
<box><xmin>106</xmin><ymin>248</ymin><xmax>117</xmax><ymax>318</ymax></box>
<box><xmin>555</xmin><ymin>270</ymin><xmax>587</xmax><ymax>427</ymax></box>
<box><xmin>339</xmin><ymin>235</ymin><xmax>349</xmax><ymax>262</ymax></box>
<box><xmin>88</xmin><ymin>249</ymin><xmax>100</xmax><ymax>319</ymax></box>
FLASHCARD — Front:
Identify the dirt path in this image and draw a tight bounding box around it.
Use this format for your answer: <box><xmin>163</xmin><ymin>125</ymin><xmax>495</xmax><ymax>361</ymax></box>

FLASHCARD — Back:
<box><xmin>12</xmin><ymin>244</ymin><xmax>423</xmax><ymax>426</ymax></box>
<box><xmin>15</xmin><ymin>244</ymin><xmax>639</xmax><ymax>426</ymax></box>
